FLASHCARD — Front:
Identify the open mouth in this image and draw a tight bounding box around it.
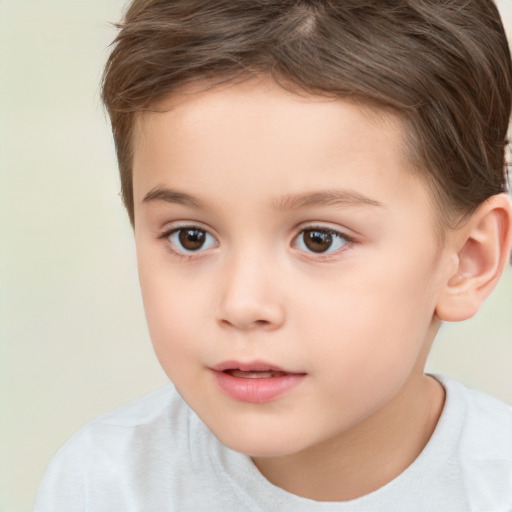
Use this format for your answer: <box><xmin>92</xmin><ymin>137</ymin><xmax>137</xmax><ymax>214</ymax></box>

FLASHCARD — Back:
<box><xmin>211</xmin><ymin>361</ymin><xmax>306</xmax><ymax>403</ymax></box>
<box><xmin>223</xmin><ymin>369</ymin><xmax>289</xmax><ymax>379</ymax></box>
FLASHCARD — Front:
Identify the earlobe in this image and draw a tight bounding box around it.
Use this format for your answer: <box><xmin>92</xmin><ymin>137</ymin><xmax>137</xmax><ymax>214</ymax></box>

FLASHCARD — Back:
<box><xmin>435</xmin><ymin>194</ymin><xmax>512</xmax><ymax>322</ymax></box>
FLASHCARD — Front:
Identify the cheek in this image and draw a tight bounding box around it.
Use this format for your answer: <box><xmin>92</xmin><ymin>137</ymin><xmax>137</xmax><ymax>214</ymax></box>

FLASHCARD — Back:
<box><xmin>292</xmin><ymin>284</ymin><xmax>432</xmax><ymax>429</ymax></box>
<box><xmin>138</xmin><ymin>263</ymin><xmax>208</xmax><ymax>379</ymax></box>
<box><xmin>295</xmin><ymin>253</ymin><xmax>438</xmax><ymax>377</ymax></box>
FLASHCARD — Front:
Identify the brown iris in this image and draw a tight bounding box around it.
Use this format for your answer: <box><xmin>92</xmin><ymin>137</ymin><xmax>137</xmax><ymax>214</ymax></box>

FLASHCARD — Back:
<box><xmin>178</xmin><ymin>228</ymin><xmax>206</xmax><ymax>251</ymax></box>
<box><xmin>302</xmin><ymin>229</ymin><xmax>334</xmax><ymax>253</ymax></box>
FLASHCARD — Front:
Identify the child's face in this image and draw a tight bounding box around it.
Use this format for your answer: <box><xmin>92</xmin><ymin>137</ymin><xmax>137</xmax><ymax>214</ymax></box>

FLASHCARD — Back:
<box><xmin>133</xmin><ymin>79</ymin><xmax>451</xmax><ymax>458</ymax></box>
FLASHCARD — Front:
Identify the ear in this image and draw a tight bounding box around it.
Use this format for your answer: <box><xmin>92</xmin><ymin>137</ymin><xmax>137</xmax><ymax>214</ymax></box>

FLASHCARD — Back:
<box><xmin>435</xmin><ymin>194</ymin><xmax>512</xmax><ymax>322</ymax></box>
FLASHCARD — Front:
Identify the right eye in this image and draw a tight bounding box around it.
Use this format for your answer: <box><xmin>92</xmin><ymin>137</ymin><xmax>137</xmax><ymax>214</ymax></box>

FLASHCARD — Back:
<box><xmin>167</xmin><ymin>227</ymin><xmax>218</xmax><ymax>253</ymax></box>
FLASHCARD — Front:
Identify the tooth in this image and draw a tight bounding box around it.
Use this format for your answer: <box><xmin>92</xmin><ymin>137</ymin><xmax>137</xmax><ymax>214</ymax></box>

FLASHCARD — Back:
<box><xmin>229</xmin><ymin>370</ymin><xmax>275</xmax><ymax>378</ymax></box>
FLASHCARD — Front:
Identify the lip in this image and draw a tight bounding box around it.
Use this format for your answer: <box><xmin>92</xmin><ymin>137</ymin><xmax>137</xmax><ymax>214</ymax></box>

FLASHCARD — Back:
<box><xmin>211</xmin><ymin>360</ymin><xmax>292</xmax><ymax>373</ymax></box>
<box><xmin>210</xmin><ymin>360</ymin><xmax>306</xmax><ymax>403</ymax></box>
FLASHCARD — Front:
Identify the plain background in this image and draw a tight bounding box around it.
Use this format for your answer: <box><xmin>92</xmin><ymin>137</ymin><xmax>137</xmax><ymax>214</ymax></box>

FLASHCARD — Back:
<box><xmin>1</xmin><ymin>1</ymin><xmax>511</xmax><ymax>510</ymax></box>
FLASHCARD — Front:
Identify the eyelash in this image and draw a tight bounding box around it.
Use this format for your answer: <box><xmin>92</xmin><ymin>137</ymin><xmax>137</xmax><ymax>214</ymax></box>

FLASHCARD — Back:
<box><xmin>158</xmin><ymin>224</ymin><xmax>355</xmax><ymax>260</ymax></box>
<box><xmin>293</xmin><ymin>225</ymin><xmax>354</xmax><ymax>259</ymax></box>
<box><xmin>158</xmin><ymin>225</ymin><xmax>218</xmax><ymax>260</ymax></box>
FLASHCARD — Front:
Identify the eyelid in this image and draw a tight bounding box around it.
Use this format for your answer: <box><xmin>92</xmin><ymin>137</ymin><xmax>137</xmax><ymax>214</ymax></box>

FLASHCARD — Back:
<box><xmin>295</xmin><ymin>222</ymin><xmax>356</xmax><ymax>241</ymax></box>
<box><xmin>157</xmin><ymin>220</ymin><xmax>217</xmax><ymax>238</ymax></box>
<box><xmin>158</xmin><ymin>222</ymin><xmax>219</xmax><ymax>257</ymax></box>
<box><xmin>292</xmin><ymin>223</ymin><xmax>356</xmax><ymax>258</ymax></box>
<box><xmin>155</xmin><ymin>221</ymin><xmax>356</xmax><ymax>261</ymax></box>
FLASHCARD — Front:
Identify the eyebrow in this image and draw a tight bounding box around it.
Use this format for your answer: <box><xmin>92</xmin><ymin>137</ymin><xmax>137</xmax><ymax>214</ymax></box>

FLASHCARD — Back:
<box><xmin>142</xmin><ymin>186</ymin><xmax>384</xmax><ymax>212</ymax></box>
<box><xmin>273</xmin><ymin>190</ymin><xmax>384</xmax><ymax>212</ymax></box>
<box><xmin>142</xmin><ymin>187</ymin><xmax>209</xmax><ymax>210</ymax></box>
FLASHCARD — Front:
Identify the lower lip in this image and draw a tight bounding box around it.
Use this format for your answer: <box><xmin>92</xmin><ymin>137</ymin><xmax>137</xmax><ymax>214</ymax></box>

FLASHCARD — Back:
<box><xmin>212</xmin><ymin>370</ymin><xmax>305</xmax><ymax>403</ymax></box>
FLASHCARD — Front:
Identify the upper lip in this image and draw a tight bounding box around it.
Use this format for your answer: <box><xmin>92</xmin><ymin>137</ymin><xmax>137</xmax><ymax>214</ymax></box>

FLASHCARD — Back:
<box><xmin>211</xmin><ymin>360</ymin><xmax>304</xmax><ymax>374</ymax></box>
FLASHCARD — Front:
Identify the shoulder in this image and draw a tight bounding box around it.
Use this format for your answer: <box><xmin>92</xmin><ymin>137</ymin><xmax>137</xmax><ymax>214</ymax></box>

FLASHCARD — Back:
<box><xmin>88</xmin><ymin>383</ymin><xmax>185</xmax><ymax>429</ymax></box>
<box><xmin>435</xmin><ymin>375</ymin><xmax>512</xmax><ymax>509</ymax></box>
<box><xmin>33</xmin><ymin>385</ymin><xmax>190</xmax><ymax>511</ymax></box>
<box><xmin>58</xmin><ymin>383</ymin><xmax>188</xmax><ymax>457</ymax></box>
<box><xmin>437</xmin><ymin>374</ymin><xmax>512</xmax><ymax>456</ymax></box>
<box><xmin>68</xmin><ymin>384</ymin><xmax>189</xmax><ymax>453</ymax></box>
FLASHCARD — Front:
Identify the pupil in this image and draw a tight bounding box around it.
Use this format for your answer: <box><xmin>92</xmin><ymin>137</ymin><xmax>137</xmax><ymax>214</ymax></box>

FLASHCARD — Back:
<box><xmin>304</xmin><ymin>230</ymin><xmax>332</xmax><ymax>253</ymax></box>
<box><xmin>179</xmin><ymin>229</ymin><xmax>205</xmax><ymax>250</ymax></box>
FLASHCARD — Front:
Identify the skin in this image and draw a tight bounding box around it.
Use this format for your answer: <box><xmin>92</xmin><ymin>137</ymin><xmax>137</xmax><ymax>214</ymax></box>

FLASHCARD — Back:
<box><xmin>131</xmin><ymin>78</ymin><xmax>471</xmax><ymax>500</ymax></box>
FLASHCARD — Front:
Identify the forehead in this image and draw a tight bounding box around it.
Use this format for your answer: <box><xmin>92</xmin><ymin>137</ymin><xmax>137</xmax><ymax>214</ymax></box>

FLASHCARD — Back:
<box><xmin>134</xmin><ymin>80</ymin><xmax>402</xmax><ymax>173</ymax></box>
<box><xmin>136</xmin><ymin>79</ymin><xmax>400</xmax><ymax>140</ymax></box>
<box><xmin>131</xmin><ymin>78</ymin><xmax>438</xmax><ymax>232</ymax></box>
<box><xmin>134</xmin><ymin>78</ymin><xmax>403</xmax><ymax>153</ymax></box>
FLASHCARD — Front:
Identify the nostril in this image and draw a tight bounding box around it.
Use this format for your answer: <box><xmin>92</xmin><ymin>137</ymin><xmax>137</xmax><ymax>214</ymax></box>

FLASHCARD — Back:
<box><xmin>219</xmin><ymin>318</ymin><xmax>272</xmax><ymax>329</ymax></box>
<box><xmin>254</xmin><ymin>319</ymin><xmax>270</xmax><ymax>326</ymax></box>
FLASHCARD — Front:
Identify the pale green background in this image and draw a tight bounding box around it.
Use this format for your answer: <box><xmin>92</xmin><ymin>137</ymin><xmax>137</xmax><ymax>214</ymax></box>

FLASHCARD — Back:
<box><xmin>1</xmin><ymin>1</ymin><xmax>511</xmax><ymax>510</ymax></box>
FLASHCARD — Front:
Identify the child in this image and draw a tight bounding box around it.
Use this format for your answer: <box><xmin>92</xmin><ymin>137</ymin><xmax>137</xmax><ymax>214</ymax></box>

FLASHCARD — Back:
<box><xmin>33</xmin><ymin>0</ymin><xmax>512</xmax><ymax>510</ymax></box>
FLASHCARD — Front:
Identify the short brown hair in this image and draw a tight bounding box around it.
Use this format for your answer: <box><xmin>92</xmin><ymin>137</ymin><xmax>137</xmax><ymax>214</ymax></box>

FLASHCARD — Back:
<box><xmin>102</xmin><ymin>0</ymin><xmax>512</xmax><ymax>227</ymax></box>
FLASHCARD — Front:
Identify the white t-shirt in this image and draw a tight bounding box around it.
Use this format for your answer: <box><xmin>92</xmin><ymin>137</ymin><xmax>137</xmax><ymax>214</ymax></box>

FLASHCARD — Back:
<box><xmin>33</xmin><ymin>375</ymin><xmax>512</xmax><ymax>511</ymax></box>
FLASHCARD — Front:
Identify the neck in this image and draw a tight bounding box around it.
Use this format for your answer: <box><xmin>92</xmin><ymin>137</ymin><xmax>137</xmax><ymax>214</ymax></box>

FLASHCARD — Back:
<box><xmin>252</xmin><ymin>373</ymin><xmax>445</xmax><ymax>502</ymax></box>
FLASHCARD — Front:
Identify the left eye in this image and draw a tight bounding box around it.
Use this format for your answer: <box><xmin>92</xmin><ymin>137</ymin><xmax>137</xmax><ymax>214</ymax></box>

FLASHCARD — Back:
<box><xmin>168</xmin><ymin>227</ymin><xmax>217</xmax><ymax>253</ymax></box>
<box><xmin>293</xmin><ymin>228</ymin><xmax>349</xmax><ymax>254</ymax></box>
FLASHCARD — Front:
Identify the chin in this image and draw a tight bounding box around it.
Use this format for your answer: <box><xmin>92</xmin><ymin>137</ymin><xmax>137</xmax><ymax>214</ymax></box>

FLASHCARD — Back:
<box><xmin>223</xmin><ymin>438</ymin><xmax>297</xmax><ymax>458</ymax></box>
<box><xmin>209</xmin><ymin>422</ymin><xmax>308</xmax><ymax>458</ymax></box>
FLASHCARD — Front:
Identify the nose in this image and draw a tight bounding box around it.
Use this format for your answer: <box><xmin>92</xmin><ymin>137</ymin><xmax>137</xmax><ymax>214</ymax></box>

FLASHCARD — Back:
<box><xmin>216</xmin><ymin>251</ymin><xmax>286</xmax><ymax>331</ymax></box>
